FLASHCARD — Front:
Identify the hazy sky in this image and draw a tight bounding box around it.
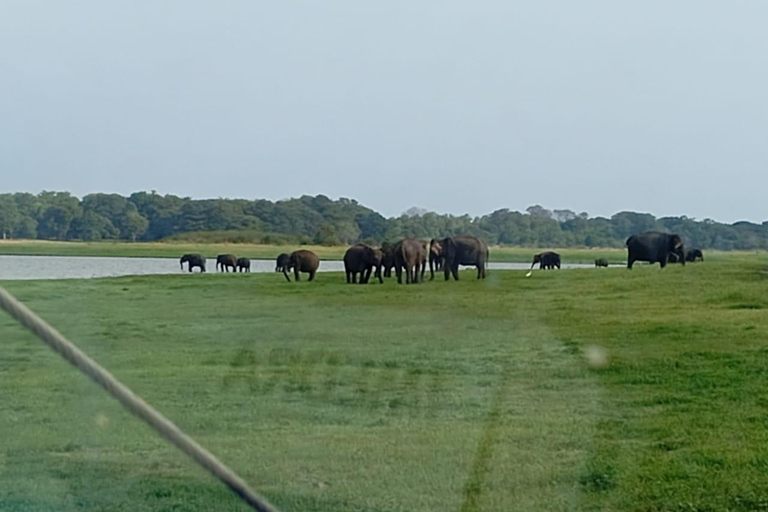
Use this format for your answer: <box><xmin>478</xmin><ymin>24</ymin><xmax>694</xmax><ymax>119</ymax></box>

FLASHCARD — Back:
<box><xmin>2</xmin><ymin>2</ymin><xmax>767</xmax><ymax>223</ymax></box>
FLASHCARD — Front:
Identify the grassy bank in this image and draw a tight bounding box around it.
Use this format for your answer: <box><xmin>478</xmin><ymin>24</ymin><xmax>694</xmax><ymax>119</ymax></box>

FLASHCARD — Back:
<box><xmin>0</xmin><ymin>239</ymin><xmax>758</xmax><ymax>264</ymax></box>
<box><xmin>1</xmin><ymin>255</ymin><xmax>767</xmax><ymax>511</ymax></box>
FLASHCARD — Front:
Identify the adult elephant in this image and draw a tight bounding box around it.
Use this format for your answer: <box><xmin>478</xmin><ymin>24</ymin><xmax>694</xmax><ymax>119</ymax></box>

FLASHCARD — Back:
<box><xmin>441</xmin><ymin>235</ymin><xmax>489</xmax><ymax>281</ymax></box>
<box><xmin>686</xmin><ymin>248</ymin><xmax>704</xmax><ymax>262</ymax></box>
<box><xmin>236</xmin><ymin>257</ymin><xmax>251</xmax><ymax>272</ymax></box>
<box><xmin>216</xmin><ymin>254</ymin><xmax>237</xmax><ymax>272</ymax></box>
<box><xmin>180</xmin><ymin>254</ymin><xmax>206</xmax><ymax>273</ymax></box>
<box><xmin>344</xmin><ymin>244</ymin><xmax>382</xmax><ymax>284</ymax></box>
<box><xmin>530</xmin><ymin>251</ymin><xmax>561</xmax><ymax>270</ymax></box>
<box><xmin>283</xmin><ymin>250</ymin><xmax>320</xmax><ymax>282</ymax></box>
<box><xmin>393</xmin><ymin>238</ymin><xmax>426</xmax><ymax>284</ymax></box>
<box><xmin>626</xmin><ymin>232</ymin><xmax>685</xmax><ymax>269</ymax></box>
<box><xmin>380</xmin><ymin>242</ymin><xmax>395</xmax><ymax>278</ymax></box>
<box><xmin>275</xmin><ymin>253</ymin><xmax>290</xmax><ymax>273</ymax></box>
<box><xmin>428</xmin><ymin>238</ymin><xmax>444</xmax><ymax>281</ymax></box>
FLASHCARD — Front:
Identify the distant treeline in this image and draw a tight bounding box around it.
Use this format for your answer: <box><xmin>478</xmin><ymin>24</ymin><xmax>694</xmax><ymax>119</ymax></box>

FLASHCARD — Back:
<box><xmin>0</xmin><ymin>191</ymin><xmax>765</xmax><ymax>250</ymax></box>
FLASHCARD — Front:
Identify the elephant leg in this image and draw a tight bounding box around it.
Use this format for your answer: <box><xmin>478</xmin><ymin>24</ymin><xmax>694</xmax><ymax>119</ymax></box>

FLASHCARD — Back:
<box><xmin>346</xmin><ymin>271</ymin><xmax>351</xmax><ymax>283</ymax></box>
<box><xmin>376</xmin><ymin>267</ymin><xmax>383</xmax><ymax>284</ymax></box>
<box><xmin>283</xmin><ymin>270</ymin><xmax>291</xmax><ymax>282</ymax></box>
<box><xmin>477</xmin><ymin>265</ymin><xmax>481</xmax><ymax>279</ymax></box>
<box><xmin>294</xmin><ymin>269</ymin><xmax>301</xmax><ymax>281</ymax></box>
<box><xmin>308</xmin><ymin>271</ymin><xmax>315</xmax><ymax>282</ymax></box>
<box><xmin>452</xmin><ymin>265</ymin><xmax>459</xmax><ymax>281</ymax></box>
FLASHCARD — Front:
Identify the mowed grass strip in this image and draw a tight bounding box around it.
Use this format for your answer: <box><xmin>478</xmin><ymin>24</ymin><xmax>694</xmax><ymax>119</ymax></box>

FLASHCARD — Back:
<box><xmin>0</xmin><ymin>255</ymin><xmax>767</xmax><ymax>511</ymax></box>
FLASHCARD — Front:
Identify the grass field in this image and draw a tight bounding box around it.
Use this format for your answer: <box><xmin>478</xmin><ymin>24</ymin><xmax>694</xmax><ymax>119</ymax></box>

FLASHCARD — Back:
<box><xmin>1</xmin><ymin>256</ymin><xmax>768</xmax><ymax>511</ymax></box>
<box><xmin>0</xmin><ymin>239</ymin><xmax>760</xmax><ymax>265</ymax></box>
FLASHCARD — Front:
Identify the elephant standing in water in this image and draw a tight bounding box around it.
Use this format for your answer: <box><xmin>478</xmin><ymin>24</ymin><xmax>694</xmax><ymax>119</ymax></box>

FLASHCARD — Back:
<box><xmin>686</xmin><ymin>249</ymin><xmax>704</xmax><ymax>262</ymax></box>
<box><xmin>236</xmin><ymin>258</ymin><xmax>251</xmax><ymax>272</ymax></box>
<box><xmin>626</xmin><ymin>232</ymin><xmax>685</xmax><ymax>269</ymax></box>
<box><xmin>283</xmin><ymin>250</ymin><xmax>320</xmax><ymax>282</ymax></box>
<box><xmin>216</xmin><ymin>254</ymin><xmax>238</xmax><ymax>272</ymax></box>
<box><xmin>275</xmin><ymin>253</ymin><xmax>290</xmax><ymax>273</ymax></box>
<box><xmin>180</xmin><ymin>254</ymin><xmax>206</xmax><ymax>273</ymax></box>
<box><xmin>441</xmin><ymin>235</ymin><xmax>489</xmax><ymax>280</ymax></box>
<box><xmin>344</xmin><ymin>244</ymin><xmax>382</xmax><ymax>284</ymax></box>
<box><xmin>429</xmin><ymin>238</ymin><xmax>444</xmax><ymax>281</ymax></box>
<box><xmin>394</xmin><ymin>238</ymin><xmax>426</xmax><ymax>284</ymax></box>
<box><xmin>530</xmin><ymin>251</ymin><xmax>561</xmax><ymax>270</ymax></box>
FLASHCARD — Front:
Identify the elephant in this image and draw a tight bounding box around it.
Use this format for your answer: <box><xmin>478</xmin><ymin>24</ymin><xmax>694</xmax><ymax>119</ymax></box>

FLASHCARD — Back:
<box><xmin>344</xmin><ymin>244</ymin><xmax>383</xmax><ymax>284</ymax></box>
<box><xmin>686</xmin><ymin>248</ymin><xmax>704</xmax><ymax>262</ymax></box>
<box><xmin>428</xmin><ymin>238</ymin><xmax>444</xmax><ymax>281</ymax></box>
<box><xmin>216</xmin><ymin>254</ymin><xmax>237</xmax><ymax>272</ymax></box>
<box><xmin>380</xmin><ymin>242</ymin><xmax>396</xmax><ymax>278</ymax></box>
<box><xmin>393</xmin><ymin>238</ymin><xmax>426</xmax><ymax>284</ymax></box>
<box><xmin>180</xmin><ymin>253</ymin><xmax>206</xmax><ymax>273</ymax></box>
<box><xmin>531</xmin><ymin>251</ymin><xmax>561</xmax><ymax>270</ymax></box>
<box><xmin>275</xmin><ymin>253</ymin><xmax>290</xmax><ymax>273</ymax></box>
<box><xmin>236</xmin><ymin>257</ymin><xmax>251</xmax><ymax>272</ymax></box>
<box><xmin>441</xmin><ymin>235</ymin><xmax>489</xmax><ymax>280</ymax></box>
<box><xmin>626</xmin><ymin>232</ymin><xmax>685</xmax><ymax>269</ymax></box>
<box><xmin>594</xmin><ymin>258</ymin><xmax>609</xmax><ymax>268</ymax></box>
<box><xmin>283</xmin><ymin>250</ymin><xmax>320</xmax><ymax>282</ymax></box>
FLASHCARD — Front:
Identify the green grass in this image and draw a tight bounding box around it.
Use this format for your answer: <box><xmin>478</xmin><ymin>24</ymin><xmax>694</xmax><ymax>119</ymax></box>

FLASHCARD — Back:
<box><xmin>1</xmin><ymin>239</ymin><xmax>758</xmax><ymax>264</ymax></box>
<box><xmin>1</xmin><ymin>255</ymin><xmax>768</xmax><ymax>511</ymax></box>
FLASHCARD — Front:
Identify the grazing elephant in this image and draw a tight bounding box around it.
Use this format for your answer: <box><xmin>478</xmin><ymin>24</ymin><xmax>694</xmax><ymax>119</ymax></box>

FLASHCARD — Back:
<box><xmin>283</xmin><ymin>250</ymin><xmax>320</xmax><ymax>282</ymax></box>
<box><xmin>441</xmin><ymin>235</ymin><xmax>489</xmax><ymax>281</ymax></box>
<box><xmin>344</xmin><ymin>244</ymin><xmax>382</xmax><ymax>284</ymax></box>
<box><xmin>686</xmin><ymin>248</ymin><xmax>704</xmax><ymax>262</ymax></box>
<box><xmin>216</xmin><ymin>254</ymin><xmax>237</xmax><ymax>272</ymax></box>
<box><xmin>594</xmin><ymin>258</ymin><xmax>609</xmax><ymax>268</ymax></box>
<box><xmin>275</xmin><ymin>253</ymin><xmax>290</xmax><ymax>273</ymax></box>
<box><xmin>180</xmin><ymin>253</ymin><xmax>206</xmax><ymax>273</ymax></box>
<box><xmin>531</xmin><ymin>251</ymin><xmax>561</xmax><ymax>270</ymax></box>
<box><xmin>236</xmin><ymin>257</ymin><xmax>251</xmax><ymax>272</ymax></box>
<box><xmin>393</xmin><ymin>238</ymin><xmax>426</xmax><ymax>284</ymax></box>
<box><xmin>626</xmin><ymin>232</ymin><xmax>685</xmax><ymax>269</ymax></box>
<box><xmin>380</xmin><ymin>242</ymin><xmax>395</xmax><ymax>278</ymax></box>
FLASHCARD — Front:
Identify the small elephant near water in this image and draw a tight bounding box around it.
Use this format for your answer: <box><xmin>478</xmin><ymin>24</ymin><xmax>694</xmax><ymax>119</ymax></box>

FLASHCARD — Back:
<box><xmin>236</xmin><ymin>258</ymin><xmax>251</xmax><ymax>272</ymax></box>
<box><xmin>275</xmin><ymin>253</ymin><xmax>290</xmax><ymax>273</ymax></box>
<box><xmin>283</xmin><ymin>250</ymin><xmax>320</xmax><ymax>282</ymax></box>
<box><xmin>594</xmin><ymin>258</ymin><xmax>609</xmax><ymax>268</ymax></box>
<box><xmin>180</xmin><ymin>254</ymin><xmax>206</xmax><ymax>273</ymax></box>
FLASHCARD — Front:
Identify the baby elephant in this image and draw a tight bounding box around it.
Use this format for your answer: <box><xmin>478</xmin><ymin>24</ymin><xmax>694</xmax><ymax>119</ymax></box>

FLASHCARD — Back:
<box><xmin>236</xmin><ymin>257</ymin><xmax>251</xmax><ymax>272</ymax></box>
<box><xmin>594</xmin><ymin>258</ymin><xmax>609</xmax><ymax>268</ymax></box>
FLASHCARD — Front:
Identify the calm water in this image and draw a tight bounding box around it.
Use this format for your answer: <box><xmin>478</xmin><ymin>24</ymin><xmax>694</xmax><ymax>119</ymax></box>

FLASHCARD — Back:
<box><xmin>0</xmin><ymin>255</ymin><xmax>600</xmax><ymax>281</ymax></box>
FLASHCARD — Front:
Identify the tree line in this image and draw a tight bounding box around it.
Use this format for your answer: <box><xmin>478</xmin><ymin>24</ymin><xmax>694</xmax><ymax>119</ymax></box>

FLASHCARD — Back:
<box><xmin>0</xmin><ymin>191</ymin><xmax>764</xmax><ymax>251</ymax></box>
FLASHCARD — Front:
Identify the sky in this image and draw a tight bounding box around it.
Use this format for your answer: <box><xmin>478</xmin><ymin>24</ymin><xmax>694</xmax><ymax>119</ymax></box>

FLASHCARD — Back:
<box><xmin>1</xmin><ymin>1</ymin><xmax>767</xmax><ymax>223</ymax></box>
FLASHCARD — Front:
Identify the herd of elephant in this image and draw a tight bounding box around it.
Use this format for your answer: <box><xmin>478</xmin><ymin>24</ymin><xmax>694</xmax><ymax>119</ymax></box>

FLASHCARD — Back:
<box><xmin>178</xmin><ymin>231</ymin><xmax>704</xmax><ymax>283</ymax></box>
<box><xmin>178</xmin><ymin>235</ymin><xmax>490</xmax><ymax>284</ymax></box>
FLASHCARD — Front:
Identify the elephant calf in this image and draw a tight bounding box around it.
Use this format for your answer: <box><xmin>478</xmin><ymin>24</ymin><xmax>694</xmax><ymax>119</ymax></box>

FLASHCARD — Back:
<box><xmin>686</xmin><ymin>248</ymin><xmax>704</xmax><ymax>262</ymax></box>
<box><xmin>284</xmin><ymin>250</ymin><xmax>320</xmax><ymax>282</ymax></box>
<box><xmin>594</xmin><ymin>258</ymin><xmax>609</xmax><ymax>268</ymax></box>
<box><xmin>275</xmin><ymin>253</ymin><xmax>290</xmax><ymax>273</ymax></box>
<box><xmin>236</xmin><ymin>257</ymin><xmax>251</xmax><ymax>272</ymax></box>
<box><xmin>216</xmin><ymin>254</ymin><xmax>238</xmax><ymax>272</ymax></box>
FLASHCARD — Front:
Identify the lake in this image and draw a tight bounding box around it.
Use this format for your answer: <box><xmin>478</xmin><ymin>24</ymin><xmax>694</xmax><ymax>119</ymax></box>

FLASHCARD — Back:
<box><xmin>0</xmin><ymin>255</ymin><xmax>601</xmax><ymax>280</ymax></box>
